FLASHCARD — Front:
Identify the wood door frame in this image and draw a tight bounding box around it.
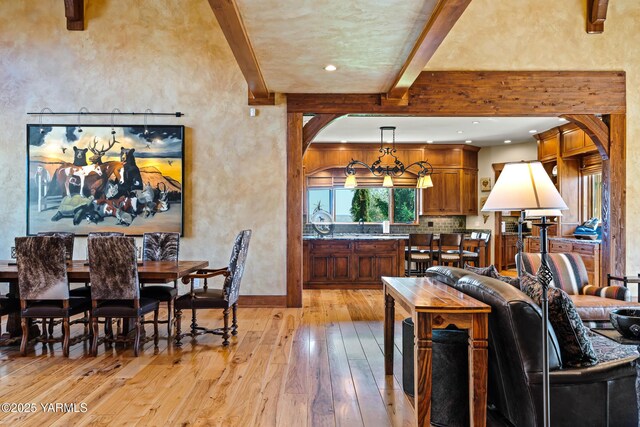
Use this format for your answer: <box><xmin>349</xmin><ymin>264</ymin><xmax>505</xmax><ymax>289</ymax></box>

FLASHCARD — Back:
<box><xmin>287</xmin><ymin>71</ymin><xmax>626</xmax><ymax>307</ymax></box>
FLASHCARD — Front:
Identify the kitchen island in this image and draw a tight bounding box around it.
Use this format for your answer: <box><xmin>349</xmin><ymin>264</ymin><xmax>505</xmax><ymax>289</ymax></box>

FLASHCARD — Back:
<box><xmin>303</xmin><ymin>235</ymin><xmax>406</xmax><ymax>289</ymax></box>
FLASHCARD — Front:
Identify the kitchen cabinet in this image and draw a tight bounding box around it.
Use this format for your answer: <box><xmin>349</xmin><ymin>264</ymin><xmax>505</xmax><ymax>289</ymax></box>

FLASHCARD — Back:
<box><xmin>501</xmin><ymin>235</ymin><xmax>518</xmax><ymax>270</ymax></box>
<box><xmin>421</xmin><ymin>169</ymin><xmax>477</xmax><ymax>215</ymax></box>
<box><xmin>303</xmin><ymin>238</ymin><xmax>405</xmax><ymax>288</ymax></box>
<box><xmin>561</xmin><ymin>125</ymin><xmax>597</xmax><ymax>158</ymax></box>
<box><xmin>525</xmin><ymin>237</ymin><xmax>601</xmax><ymax>287</ymax></box>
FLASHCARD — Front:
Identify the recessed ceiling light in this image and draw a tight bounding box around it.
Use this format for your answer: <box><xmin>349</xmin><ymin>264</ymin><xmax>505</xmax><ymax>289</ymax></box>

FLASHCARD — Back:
<box><xmin>426</xmin><ymin>140</ymin><xmax>434</xmax><ymax>144</ymax></box>
<box><xmin>465</xmin><ymin>140</ymin><xmax>472</xmax><ymax>144</ymax></box>
<box><xmin>529</xmin><ymin>129</ymin><xmax>537</xmax><ymax>133</ymax></box>
<box><xmin>504</xmin><ymin>140</ymin><xmax>511</xmax><ymax>144</ymax></box>
<box><xmin>340</xmin><ymin>140</ymin><xmax>347</xmax><ymax>143</ymax></box>
<box><xmin>324</xmin><ymin>64</ymin><xmax>337</xmax><ymax>71</ymax></box>
<box><xmin>457</xmin><ymin>130</ymin><xmax>463</xmax><ymax>134</ymax></box>
<box><xmin>472</xmin><ymin>121</ymin><xmax>480</xmax><ymax>125</ymax></box>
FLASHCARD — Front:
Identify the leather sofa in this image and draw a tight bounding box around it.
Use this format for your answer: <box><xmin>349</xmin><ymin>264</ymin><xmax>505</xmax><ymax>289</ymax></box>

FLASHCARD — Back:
<box><xmin>426</xmin><ymin>265</ymin><xmax>638</xmax><ymax>427</ymax></box>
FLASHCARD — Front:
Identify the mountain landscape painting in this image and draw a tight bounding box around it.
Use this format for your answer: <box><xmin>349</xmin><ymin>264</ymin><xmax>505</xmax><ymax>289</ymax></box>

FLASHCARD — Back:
<box><xmin>27</xmin><ymin>124</ymin><xmax>184</xmax><ymax>235</ymax></box>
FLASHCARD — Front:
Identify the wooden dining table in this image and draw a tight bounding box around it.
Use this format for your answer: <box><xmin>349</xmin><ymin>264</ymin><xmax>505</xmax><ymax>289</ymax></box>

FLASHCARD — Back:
<box><xmin>0</xmin><ymin>259</ymin><xmax>209</xmax><ymax>338</ymax></box>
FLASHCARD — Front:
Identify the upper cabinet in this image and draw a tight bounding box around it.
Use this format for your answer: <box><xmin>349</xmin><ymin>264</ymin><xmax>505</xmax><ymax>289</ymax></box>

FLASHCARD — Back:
<box><xmin>560</xmin><ymin>125</ymin><xmax>597</xmax><ymax>158</ymax></box>
<box><xmin>536</xmin><ymin>128</ymin><xmax>559</xmax><ymax>162</ymax></box>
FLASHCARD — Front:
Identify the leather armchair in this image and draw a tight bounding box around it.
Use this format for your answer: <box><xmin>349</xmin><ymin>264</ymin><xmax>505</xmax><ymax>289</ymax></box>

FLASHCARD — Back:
<box><xmin>426</xmin><ymin>266</ymin><xmax>638</xmax><ymax>427</ymax></box>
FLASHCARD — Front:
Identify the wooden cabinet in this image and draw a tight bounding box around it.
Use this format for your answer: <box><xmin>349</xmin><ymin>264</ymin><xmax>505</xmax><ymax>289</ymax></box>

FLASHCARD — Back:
<box><xmin>421</xmin><ymin>169</ymin><xmax>477</xmax><ymax>215</ymax></box>
<box><xmin>501</xmin><ymin>235</ymin><xmax>518</xmax><ymax>270</ymax></box>
<box><xmin>561</xmin><ymin>125</ymin><xmax>597</xmax><ymax>158</ymax></box>
<box><xmin>303</xmin><ymin>238</ymin><xmax>404</xmax><ymax>288</ymax></box>
<box><xmin>525</xmin><ymin>237</ymin><xmax>601</xmax><ymax>287</ymax></box>
<box><xmin>536</xmin><ymin>129</ymin><xmax>559</xmax><ymax>161</ymax></box>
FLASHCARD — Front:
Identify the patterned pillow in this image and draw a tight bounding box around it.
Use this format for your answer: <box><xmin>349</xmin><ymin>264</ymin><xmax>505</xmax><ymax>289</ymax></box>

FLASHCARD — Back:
<box><xmin>464</xmin><ymin>264</ymin><xmax>520</xmax><ymax>288</ymax></box>
<box><xmin>521</xmin><ymin>273</ymin><xmax>597</xmax><ymax>367</ymax></box>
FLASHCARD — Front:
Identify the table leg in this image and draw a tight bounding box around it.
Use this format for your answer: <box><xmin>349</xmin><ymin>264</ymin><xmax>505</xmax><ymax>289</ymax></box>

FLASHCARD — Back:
<box><xmin>469</xmin><ymin>313</ymin><xmax>489</xmax><ymax>427</ymax></box>
<box><xmin>414</xmin><ymin>312</ymin><xmax>433</xmax><ymax>427</ymax></box>
<box><xmin>384</xmin><ymin>292</ymin><xmax>395</xmax><ymax>375</ymax></box>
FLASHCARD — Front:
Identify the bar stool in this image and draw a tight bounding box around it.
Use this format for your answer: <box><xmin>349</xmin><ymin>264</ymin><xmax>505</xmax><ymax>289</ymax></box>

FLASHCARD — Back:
<box><xmin>437</xmin><ymin>233</ymin><xmax>464</xmax><ymax>267</ymax></box>
<box><xmin>405</xmin><ymin>234</ymin><xmax>433</xmax><ymax>276</ymax></box>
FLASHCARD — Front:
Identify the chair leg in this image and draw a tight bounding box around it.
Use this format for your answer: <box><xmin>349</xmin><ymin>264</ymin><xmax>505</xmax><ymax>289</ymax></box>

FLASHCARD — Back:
<box><xmin>134</xmin><ymin>317</ymin><xmax>141</xmax><ymax>357</ymax></box>
<box><xmin>48</xmin><ymin>317</ymin><xmax>55</xmax><ymax>337</ymax></box>
<box><xmin>153</xmin><ymin>308</ymin><xmax>159</xmax><ymax>347</ymax></box>
<box><xmin>166</xmin><ymin>299</ymin><xmax>173</xmax><ymax>338</ymax></box>
<box><xmin>232</xmin><ymin>303</ymin><xmax>238</xmax><ymax>336</ymax></box>
<box><xmin>190</xmin><ymin>308</ymin><xmax>198</xmax><ymax>335</ymax></box>
<box><xmin>41</xmin><ymin>318</ymin><xmax>47</xmax><ymax>341</ymax></box>
<box><xmin>20</xmin><ymin>317</ymin><xmax>28</xmax><ymax>356</ymax></box>
<box><xmin>175</xmin><ymin>308</ymin><xmax>182</xmax><ymax>347</ymax></box>
<box><xmin>62</xmin><ymin>317</ymin><xmax>70</xmax><ymax>357</ymax></box>
<box><xmin>91</xmin><ymin>317</ymin><xmax>99</xmax><ymax>356</ymax></box>
<box><xmin>83</xmin><ymin>311</ymin><xmax>89</xmax><ymax>335</ymax></box>
<box><xmin>222</xmin><ymin>307</ymin><xmax>230</xmax><ymax>346</ymax></box>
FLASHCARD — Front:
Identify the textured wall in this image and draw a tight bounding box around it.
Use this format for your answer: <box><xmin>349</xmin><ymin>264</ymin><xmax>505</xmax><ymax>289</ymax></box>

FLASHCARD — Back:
<box><xmin>429</xmin><ymin>0</ymin><xmax>640</xmax><ymax>275</ymax></box>
<box><xmin>0</xmin><ymin>0</ymin><xmax>287</xmax><ymax>295</ymax></box>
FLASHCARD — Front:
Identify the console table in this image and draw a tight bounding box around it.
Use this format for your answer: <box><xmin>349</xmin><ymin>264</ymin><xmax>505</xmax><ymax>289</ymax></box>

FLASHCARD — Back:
<box><xmin>382</xmin><ymin>276</ymin><xmax>491</xmax><ymax>427</ymax></box>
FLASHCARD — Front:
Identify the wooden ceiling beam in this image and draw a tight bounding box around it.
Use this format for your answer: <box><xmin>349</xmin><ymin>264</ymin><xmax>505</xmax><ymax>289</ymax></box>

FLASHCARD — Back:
<box><xmin>64</xmin><ymin>0</ymin><xmax>84</xmax><ymax>31</ymax></box>
<box><xmin>587</xmin><ymin>0</ymin><xmax>609</xmax><ymax>34</ymax></box>
<box><xmin>302</xmin><ymin>114</ymin><xmax>345</xmax><ymax>154</ymax></box>
<box><xmin>384</xmin><ymin>0</ymin><xmax>472</xmax><ymax>104</ymax></box>
<box><xmin>208</xmin><ymin>0</ymin><xmax>274</xmax><ymax>105</ymax></box>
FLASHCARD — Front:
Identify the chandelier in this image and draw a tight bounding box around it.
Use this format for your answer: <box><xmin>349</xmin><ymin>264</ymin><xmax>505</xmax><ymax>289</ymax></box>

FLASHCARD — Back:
<box><xmin>344</xmin><ymin>126</ymin><xmax>434</xmax><ymax>189</ymax></box>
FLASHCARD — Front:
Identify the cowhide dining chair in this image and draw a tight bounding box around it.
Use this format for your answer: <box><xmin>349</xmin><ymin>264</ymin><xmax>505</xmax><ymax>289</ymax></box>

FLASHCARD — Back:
<box><xmin>88</xmin><ymin>236</ymin><xmax>159</xmax><ymax>356</ymax></box>
<box><xmin>140</xmin><ymin>232</ymin><xmax>180</xmax><ymax>337</ymax></box>
<box><xmin>15</xmin><ymin>236</ymin><xmax>90</xmax><ymax>356</ymax></box>
<box><xmin>175</xmin><ymin>230</ymin><xmax>251</xmax><ymax>347</ymax></box>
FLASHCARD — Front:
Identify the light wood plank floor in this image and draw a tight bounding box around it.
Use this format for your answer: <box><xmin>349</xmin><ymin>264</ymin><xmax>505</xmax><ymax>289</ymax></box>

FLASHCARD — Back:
<box><xmin>0</xmin><ymin>290</ymin><xmax>415</xmax><ymax>426</ymax></box>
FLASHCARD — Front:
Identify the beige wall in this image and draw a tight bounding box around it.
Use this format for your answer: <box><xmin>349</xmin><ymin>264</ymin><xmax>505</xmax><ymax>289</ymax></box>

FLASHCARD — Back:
<box><xmin>0</xmin><ymin>0</ymin><xmax>287</xmax><ymax>295</ymax></box>
<box><xmin>429</xmin><ymin>0</ymin><xmax>640</xmax><ymax>275</ymax></box>
<box><xmin>467</xmin><ymin>142</ymin><xmax>538</xmax><ymax>262</ymax></box>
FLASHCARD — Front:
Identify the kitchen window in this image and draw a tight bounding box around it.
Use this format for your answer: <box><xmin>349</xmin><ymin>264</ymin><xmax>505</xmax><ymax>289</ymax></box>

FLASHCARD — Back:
<box><xmin>307</xmin><ymin>187</ymin><xmax>417</xmax><ymax>224</ymax></box>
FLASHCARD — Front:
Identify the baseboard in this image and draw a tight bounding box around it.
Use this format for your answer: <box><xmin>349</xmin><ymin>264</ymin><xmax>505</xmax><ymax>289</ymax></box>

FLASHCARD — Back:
<box><xmin>238</xmin><ymin>295</ymin><xmax>287</xmax><ymax>307</ymax></box>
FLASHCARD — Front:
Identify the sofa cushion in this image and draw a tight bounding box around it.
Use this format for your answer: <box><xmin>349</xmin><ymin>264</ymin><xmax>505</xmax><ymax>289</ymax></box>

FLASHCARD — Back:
<box><xmin>520</xmin><ymin>252</ymin><xmax>589</xmax><ymax>295</ymax></box>
<box><xmin>582</xmin><ymin>285</ymin><xmax>632</xmax><ymax>302</ymax></box>
<box><xmin>569</xmin><ymin>295</ymin><xmax>640</xmax><ymax>322</ymax></box>
<box><xmin>588</xmin><ymin>331</ymin><xmax>638</xmax><ymax>363</ymax></box>
<box><xmin>425</xmin><ymin>266</ymin><xmax>469</xmax><ymax>286</ymax></box>
<box><xmin>521</xmin><ymin>274</ymin><xmax>597</xmax><ymax>367</ymax></box>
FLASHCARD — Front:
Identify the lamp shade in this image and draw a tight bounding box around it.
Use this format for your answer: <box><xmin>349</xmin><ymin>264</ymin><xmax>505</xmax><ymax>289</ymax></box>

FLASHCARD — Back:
<box><xmin>344</xmin><ymin>174</ymin><xmax>357</xmax><ymax>188</ymax></box>
<box><xmin>382</xmin><ymin>175</ymin><xmax>393</xmax><ymax>188</ymax></box>
<box><xmin>417</xmin><ymin>174</ymin><xmax>433</xmax><ymax>189</ymax></box>
<box><xmin>525</xmin><ymin>209</ymin><xmax>563</xmax><ymax>219</ymax></box>
<box><xmin>482</xmin><ymin>161</ymin><xmax>568</xmax><ymax>211</ymax></box>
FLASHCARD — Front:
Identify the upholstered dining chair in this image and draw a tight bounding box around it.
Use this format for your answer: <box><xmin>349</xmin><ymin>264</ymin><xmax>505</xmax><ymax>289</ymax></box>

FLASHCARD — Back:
<box><xmin>175</xmin><ymin>230</ymin><xmax>251</xmax><ymax>347</ymax></box>
<box><xmin>88</xmin><ymin>236</ymin><xmax>159</xmax><ymax>356</ymax></box>
<box><xmin>140</xmin><ymin>232</ymin><xmax>180</xmax><ymax>337</ymax></box>
<box><xmin>15</xmin><ymin>236</ymin><xmax>90</xmax><ymax>356</ymax></box>
<box><xmin>437</xmin><ymin>233</ymin><xmax>464</xmax><ymax>267</ymax></box>
<box><xmin>405</xmin><ymin>233</ymin><xmax>433</xmax><ymax>277</ymax></box>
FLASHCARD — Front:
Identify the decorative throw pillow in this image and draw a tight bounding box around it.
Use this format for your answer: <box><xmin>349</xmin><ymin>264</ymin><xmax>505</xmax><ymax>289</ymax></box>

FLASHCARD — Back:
<box><xmin>464</xmin><ymin>264</ymin><xmax>520</xmax><ymax>289</ymax></box>
<box><xmin>521</xmin><ymin>273</ymin><xmax>597</xmax><ymax>367</ymax></box>
<box><xmin>464</xmin><ymin>264</ymin><xmax>497</xmax><ymax>277</ymax></box>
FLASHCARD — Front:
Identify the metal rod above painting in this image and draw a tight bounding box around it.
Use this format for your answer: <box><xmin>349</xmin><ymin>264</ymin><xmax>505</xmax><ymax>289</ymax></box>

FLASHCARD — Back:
<box><xmin>27</xmin><ymin>111</ymin><xmax>184</xmax><ymax>117</ymax></box>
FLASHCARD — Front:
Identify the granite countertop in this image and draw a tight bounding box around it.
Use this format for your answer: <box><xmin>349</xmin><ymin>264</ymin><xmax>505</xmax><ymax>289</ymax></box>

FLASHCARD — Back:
<box><xmin>526</xmin><ymin>236</ymin><xmax>601</xmax><ymax>244</ymax></box>
<box><xmin>503</xmin><ymin>232</ymin><xmax>532</xmax><ymax>236</ymax></box>
<box><xmin>303</xmin><ymin>234</ymin><xmax>409</xmax><ymax>240</ymax></box>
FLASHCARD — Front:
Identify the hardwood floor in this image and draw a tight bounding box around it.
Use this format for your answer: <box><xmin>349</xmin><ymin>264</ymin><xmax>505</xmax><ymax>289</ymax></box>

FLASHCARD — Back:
<box><xmin>0</xmin><ymin>290</ymin><xmax>416</xmax><ymax>426</ymax></box>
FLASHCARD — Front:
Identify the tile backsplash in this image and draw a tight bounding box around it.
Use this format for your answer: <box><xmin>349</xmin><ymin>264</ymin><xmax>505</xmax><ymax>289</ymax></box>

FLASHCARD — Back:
<box><xmin>304</xmin><ymin>215</ymin><xmax>469</xmax><ymax>235</ymax></box>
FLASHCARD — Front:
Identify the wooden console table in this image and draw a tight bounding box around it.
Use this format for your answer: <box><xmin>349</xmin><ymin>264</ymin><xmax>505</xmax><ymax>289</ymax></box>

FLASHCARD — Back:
<box><xmin>382</xmin><ymin>276</ymin><xmax>491</xmax><ymax>427</ymax></box>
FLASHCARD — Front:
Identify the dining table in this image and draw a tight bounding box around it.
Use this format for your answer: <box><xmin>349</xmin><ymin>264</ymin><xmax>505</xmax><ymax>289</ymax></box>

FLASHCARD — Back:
<box><xmin>0</xmin><ymin>259</ymin><xmax>209</xmax><ymax>339</ymax></box>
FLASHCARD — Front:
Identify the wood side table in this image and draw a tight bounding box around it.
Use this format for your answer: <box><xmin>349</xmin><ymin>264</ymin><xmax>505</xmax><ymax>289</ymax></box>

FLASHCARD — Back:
<box><xmin>383</xmin><ymin>276</ymin><xmax>491</xmax><ymax>427</ymax></box>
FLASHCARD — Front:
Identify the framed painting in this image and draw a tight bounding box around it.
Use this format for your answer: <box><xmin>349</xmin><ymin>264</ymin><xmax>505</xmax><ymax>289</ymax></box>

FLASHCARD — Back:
<box><xmin>27</xmin><ymin>124</ymin><xmax>184</xmax><ymax>236</ymax></box>
<box><xmin>480</xmin><ymin>177</ymin><xmax>492</xmax><ymax>192</ymax></box>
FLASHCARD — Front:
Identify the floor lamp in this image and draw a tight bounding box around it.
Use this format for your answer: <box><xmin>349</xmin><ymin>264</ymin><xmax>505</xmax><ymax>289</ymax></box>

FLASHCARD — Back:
<box><xmin>482</xmin><ymin>161</ymin><xmax>568</xmax><ymax>427</ymax></box>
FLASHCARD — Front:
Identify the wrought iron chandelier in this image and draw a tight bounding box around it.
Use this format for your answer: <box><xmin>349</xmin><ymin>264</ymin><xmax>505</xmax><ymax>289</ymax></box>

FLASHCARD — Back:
<box><xmin>344</xmin><ymin>126</ymin><xmax>434</xmax><ymax>189</ymax></box>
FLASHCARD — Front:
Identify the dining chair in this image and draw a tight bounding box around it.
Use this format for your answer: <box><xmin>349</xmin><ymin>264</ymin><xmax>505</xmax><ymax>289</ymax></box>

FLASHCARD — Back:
<box><xmin>437</xmin><ymin>233</ymin><xmax>464</xmax><ymax>267</ymax></box>
<box><xmin>140</xmin><ymin>232</ymin><xmax>180</xmax><ymax>337</ymax></box>
<box><xmin>15</xmin><ymin>236</ymin><xmax>90</xmax><ymax>356</ymax></box>
<box><xmin>462</xmin><ymin>232</ymin><xmax>491</xmax><ymax>266</ymax></box>
<box><xmin>0</xmin><ymin>293</ymin><xmax>19</xmax><ymax>345</ymax></box>
<box><xmin>175</xmin><ymin>230</ymin><xmax>251</xmax><ymax>347</ymax></box>
<box><xmin>88</xmin><ymin>236</ymin><xmax>159</xmax><ymax>356</ymax></box>
<box><xmin>405</xmin><ymin>233</ymin><xmax>433</xmax><ymax>277</ymax></box>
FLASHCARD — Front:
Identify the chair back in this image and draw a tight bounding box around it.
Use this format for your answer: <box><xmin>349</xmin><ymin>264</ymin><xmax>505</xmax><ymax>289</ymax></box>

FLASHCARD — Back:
<box><xmin>223</xmin><ymin>230</ymin><xmax>252</xmax><ymax>305</ymax></box>
<box><xmin>142</xmin><ymin>232</ymin><xmax>180</xmax><ymax>262</ymax></box>
<box><xmin>408</xmin><ymin>233</ymin><xmax>433</xmax><ymax>250</ymax></box>
<box><xmin>88</xmin><ymin>236</ymin><xmax>139</xmax><ymax>300</ymax></box>
<box><xmin>518</xmin><ymin>252</ymin><xmax>589</xmax><ymax>295</ymax></box>
<box><xmin>37</xmin><ymin>232</ymin><xmax>74</xmax><ymax>261</ymax></box>
<box><xmin>479</xmin><ymin>232</ymin><xmax>491</xmax><ymax>243</ymax></box>
<box><xmin>438</xmin><ymin>233</ymin><xmax>463</xmax><ymax>253</ymax></box>
<box><xmin>15</xmin><ymin>236</ymin><xmax>69</xmax><ymax>300</ymax></box>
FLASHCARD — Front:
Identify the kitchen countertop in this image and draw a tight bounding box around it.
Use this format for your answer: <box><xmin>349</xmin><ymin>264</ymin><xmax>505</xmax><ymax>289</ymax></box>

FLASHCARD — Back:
<box><xmin>304</xmin><ymin>234</ymin><xmax>409</xmax><ymax>240</ymax></box>
<box><xmin>502</xmin><ymin>232</ymin><xmax>532</xmax><ymax>236</ymax></box>
<box><xmin>526</xmin><ymin>236</ymin><xmax>601</xmax><ymax>244</ymax></box>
